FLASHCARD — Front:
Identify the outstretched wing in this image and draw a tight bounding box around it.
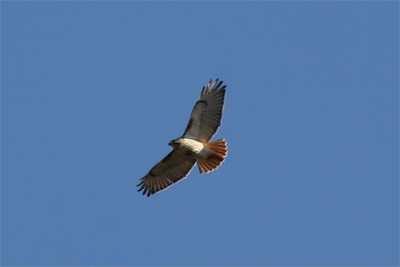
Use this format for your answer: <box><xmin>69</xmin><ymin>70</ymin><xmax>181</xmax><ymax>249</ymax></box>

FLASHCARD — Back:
<box><xmin>182</xmin><ymin>79</ymin><xmax>226</xmax><ymax>143</ymax></box>
<box><xmin>137</xmin><ymin>150</ymin><xmax>196</xmax><ymax>197</ymax></box>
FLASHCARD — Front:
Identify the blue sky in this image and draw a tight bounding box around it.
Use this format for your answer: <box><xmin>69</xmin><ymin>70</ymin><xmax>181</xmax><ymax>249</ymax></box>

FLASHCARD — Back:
<box><xmin>2</xmin><ymin>2</ymin><xmax>398</xmax><ymax>266</ymax></box>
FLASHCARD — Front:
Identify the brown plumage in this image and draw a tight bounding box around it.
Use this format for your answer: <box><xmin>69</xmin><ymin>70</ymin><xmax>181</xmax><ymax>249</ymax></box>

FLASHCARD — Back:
<box><xmin>137</xmin><ymin>79</ymin><xmax>228</xmax><ymax>197</ymax></box>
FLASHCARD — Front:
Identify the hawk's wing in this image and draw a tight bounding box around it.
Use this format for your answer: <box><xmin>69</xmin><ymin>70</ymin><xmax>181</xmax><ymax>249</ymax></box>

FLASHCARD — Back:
<box><xmin>182</xmin><ymin>79</ymin><xmax>226</xmax><ymax>143</ymax></box>
<box><xmin>137</xmin><ymin>150</ymin><xmax>196</xmax><ymax>197</ymax></box>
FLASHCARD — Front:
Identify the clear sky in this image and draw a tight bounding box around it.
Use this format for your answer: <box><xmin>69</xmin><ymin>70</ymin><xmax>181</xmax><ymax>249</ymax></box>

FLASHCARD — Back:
<box><xmin>2</xmin><ymin>2</ymin><xmax>398</xmax><ymax>266</ymax></box>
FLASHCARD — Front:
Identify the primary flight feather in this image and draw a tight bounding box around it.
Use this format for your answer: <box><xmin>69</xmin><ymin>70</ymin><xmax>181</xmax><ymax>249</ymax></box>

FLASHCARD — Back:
<box><xmin>137</xmin><ymin>79</ymin><xmax>228</xmax><ymax>197</ymax></box>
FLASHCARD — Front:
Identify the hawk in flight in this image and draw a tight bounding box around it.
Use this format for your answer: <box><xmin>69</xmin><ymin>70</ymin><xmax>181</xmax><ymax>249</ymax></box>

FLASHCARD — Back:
<box><xmin>137</xmin><ymin>79</ymin><xmax>227</xmax><ymax>197</ymax></box>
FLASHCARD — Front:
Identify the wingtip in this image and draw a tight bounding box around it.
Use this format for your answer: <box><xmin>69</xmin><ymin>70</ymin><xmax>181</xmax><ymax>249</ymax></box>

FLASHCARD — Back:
<box><xmin>203</xmin><ymin>78</ymin><xmax>225</xmax><ymax>94</ymax></box>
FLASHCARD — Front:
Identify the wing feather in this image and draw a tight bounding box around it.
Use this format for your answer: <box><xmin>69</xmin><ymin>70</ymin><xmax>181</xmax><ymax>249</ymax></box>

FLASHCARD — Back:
<box><xmin>182</xmin><ymin>79</ymin><xmax>226</xmax><ymax>143</ymax></box>
<box><xmin>137</xmin><ymin>150</ymin><xmax>196</xmax><ymax>197</ymax></box>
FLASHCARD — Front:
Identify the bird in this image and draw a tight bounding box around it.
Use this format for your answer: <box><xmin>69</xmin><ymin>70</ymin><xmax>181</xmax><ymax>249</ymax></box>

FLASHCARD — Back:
<box><xmin>137</xmin><ymin>79</ymin><xmax>227</xmax><ymax>197</ymax></box>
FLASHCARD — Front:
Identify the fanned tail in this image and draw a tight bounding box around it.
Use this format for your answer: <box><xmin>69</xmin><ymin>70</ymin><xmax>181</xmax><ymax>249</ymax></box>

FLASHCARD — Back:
<box><xmin>197</xmin><ymin>139</ymin><xmax>227</xmax><ymax>174</ymax></box>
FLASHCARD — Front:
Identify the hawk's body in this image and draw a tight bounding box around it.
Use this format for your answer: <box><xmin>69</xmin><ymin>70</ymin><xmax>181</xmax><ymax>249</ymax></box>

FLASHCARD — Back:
<box><xmin>174</xmin><ymin>138</ymin><xmax>204</xmax><ymax>156</ymax></box>
<box><xmin>137</xmin><ymin>79</ymin><xmax>227</xmax><ymax>197</ymax></box>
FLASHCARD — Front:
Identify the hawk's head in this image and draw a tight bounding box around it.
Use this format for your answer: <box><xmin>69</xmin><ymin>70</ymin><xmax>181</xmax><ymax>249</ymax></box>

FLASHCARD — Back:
<box><xmin>168</xmin><ymin>138</ymin><xmax>182</xmax><ymax>148</ymax></box>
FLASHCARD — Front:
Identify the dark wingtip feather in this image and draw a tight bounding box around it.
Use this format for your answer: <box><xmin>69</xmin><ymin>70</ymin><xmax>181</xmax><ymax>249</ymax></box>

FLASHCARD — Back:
<box><xmin>215</xmin><ymin>80</ymin><xmax>223</xmax><ymax>90</ymax></box>
<box><xmin>201</xmin><ymin>86</ymin><xmax>205</xmax><ymax>95</ymax></box>
<box><xmin>142</xmin><ymin>187</ymin><xmax>148</xmax><ymax>195</ymax></box>
<box><xmin>137</xmin><ymin>183</ymin><xmax>145</xmax><ymax>192</ymax></box>
<box><xmin>201</xmin><ymin>78</ymin><xmax>225</xmax><ymax>96</ymax></box>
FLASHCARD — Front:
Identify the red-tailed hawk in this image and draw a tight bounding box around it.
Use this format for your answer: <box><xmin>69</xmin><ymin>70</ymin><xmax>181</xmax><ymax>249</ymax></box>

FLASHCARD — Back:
<box><xmin>137</xmin><ymin>79</ymin><xmax>227</xmax><ymax>197</ymax></box>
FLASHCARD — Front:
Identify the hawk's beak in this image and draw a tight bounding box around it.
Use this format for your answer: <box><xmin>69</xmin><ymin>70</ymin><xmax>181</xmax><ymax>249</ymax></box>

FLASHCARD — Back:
<box><xmin>168</xmin><ymin>141</ymin><xmax>173</xmax><ymax>146</ymax></box>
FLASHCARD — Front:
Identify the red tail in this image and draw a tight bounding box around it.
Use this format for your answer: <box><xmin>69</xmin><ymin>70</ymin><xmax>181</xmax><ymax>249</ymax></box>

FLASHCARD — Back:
<box><xmin>197</xmin><ymin>139</ymin><xmax>228</xmax><ymax>174</ymax></box>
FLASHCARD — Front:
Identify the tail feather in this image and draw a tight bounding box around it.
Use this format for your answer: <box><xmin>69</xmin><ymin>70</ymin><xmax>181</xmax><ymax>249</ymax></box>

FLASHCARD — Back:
<box><xmin>197</xmin><ymin>139</ymin><xmax>227</xmax><ymax>174</ymax></box>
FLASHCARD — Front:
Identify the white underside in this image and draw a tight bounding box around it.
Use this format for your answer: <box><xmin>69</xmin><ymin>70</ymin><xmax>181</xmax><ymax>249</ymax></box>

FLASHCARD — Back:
<box><xmin>179</xmin><ymin>138</ymin><xmax>210</xmax><ymax>160</ymax></box>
